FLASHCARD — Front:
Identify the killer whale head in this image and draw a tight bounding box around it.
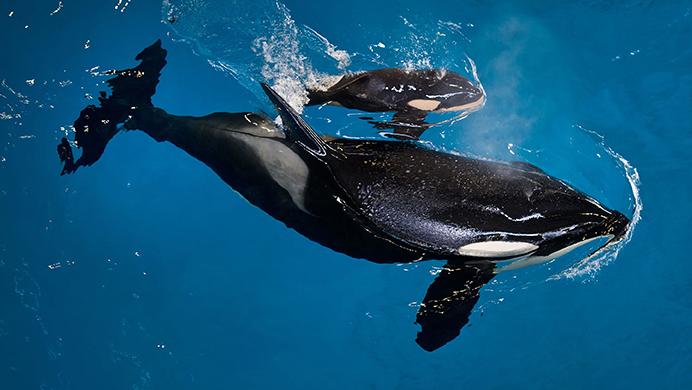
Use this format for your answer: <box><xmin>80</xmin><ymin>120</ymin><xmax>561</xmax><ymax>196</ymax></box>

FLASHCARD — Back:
<box><xmin>307</xmin><ymin>68</ymin><xmax>485</xmax><ymax>113</ymax></box>
<box><xmin>261</xmin><ymin>81</ymin><xmax>633</xmax><ymax>351</ymax></box>
<box><xmin>451</xmin><ymin>165</ymin><xmax>631</xmax><ymax>268</ymax></box>
<box><xmin>267</xmin><ymin>81</ymin><xmax>630</xmax><ymax>268</ymax></box>
<box><xmin>405</xmin><ymin>70</ymin><xmax>486</xmax><ymax>113</ymax></box>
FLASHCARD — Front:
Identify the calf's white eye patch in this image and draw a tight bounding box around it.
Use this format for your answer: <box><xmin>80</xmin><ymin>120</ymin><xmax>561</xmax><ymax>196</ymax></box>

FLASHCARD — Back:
<box><xmin>458</xmin><ymin>241</ymin><xmax>539</xmax><ymax>258</ymax></box>
<box><xmin>407</xmin><ymin>99</ymin><xmax>441</xmax><ymax>111</ymax></box>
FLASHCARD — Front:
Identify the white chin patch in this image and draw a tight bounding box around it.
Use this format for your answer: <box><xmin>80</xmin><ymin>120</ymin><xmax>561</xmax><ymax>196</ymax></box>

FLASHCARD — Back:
<box><xmin>436</xmin><ymin>94</ymin><xmax>486</xmax><ymax>112</ymax></box>
<box><xmin>496</xmin><ymin>235</ymin><xmax>613</xmax><ymax>272</ymax></box>
<box><xmin>458</xmin><ymin>241</ymin><xmax>539</xmax><ymax>258</ymax></box>
<box><xmin>407</xmin><ymin>99</ymin><xmax>441</xmax><ymax>111</ymax></box>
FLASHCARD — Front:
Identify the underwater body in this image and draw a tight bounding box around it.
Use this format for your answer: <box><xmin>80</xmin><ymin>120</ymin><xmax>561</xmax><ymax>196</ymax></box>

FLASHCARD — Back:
<box><xmin>56</xmin><ymin>39</ymin><xmax>631</xmax><ymax>351</ymax></box>
<box><xmin>1</xmin><ymin>0</ymin><xmax>691</xmax><ymax>389</ymax></box>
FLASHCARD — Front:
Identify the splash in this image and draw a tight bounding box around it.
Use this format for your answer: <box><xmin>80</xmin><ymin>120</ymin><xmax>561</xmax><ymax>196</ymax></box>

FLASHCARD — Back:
<box><xmin>1</xmin><ymin>79</ymin><xmax>32</xmax><ymax>127</ymax></box>
<box><xmin>351</xmin><ymin>17</ymin><xmax>477</xmax><ymax>77</ymax></box>
<box><xmin>252</xmin><ymin>2</ymin><xmax>315</xmax><ymax>111</ymax></box>
<box><xmin>551</xmin><ymin>125</ymin><xmax>643</xmax><ymax>280</ymax></box>
<box><xmin>432</xmin><ymin>55</ymin><xmax>486</xmax><ymax>129</ymax></box>
<box><xmin>114</xmin><ymin>0</ymin><xmax>133</xmax><ymax>13</ymax></box>
<box><xmin>161</xmin><ymin>1</ymin><xmax>481</xmax><ymax>120</ymax></box>
<box><xmin>391</xmin><ymin>18</ymin><xmax>473</xmax><ymax>71</ymax></box>
<box><xmin>303</xmin><ymin>26</ymin><xmax>351</xmax><ymax>70</ymax></box>
<box><xmin>49</xmin><ymin>1</ymin><xmax>64</xmax><ymax>16</ymax></box>
<box><xmin>162</xmin><ymin>0</ymin><xmax>351</xmax><ymax>112</ymax></box>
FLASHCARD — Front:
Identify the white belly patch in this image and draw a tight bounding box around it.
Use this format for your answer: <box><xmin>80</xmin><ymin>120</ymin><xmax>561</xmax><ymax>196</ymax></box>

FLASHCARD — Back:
<box><xmin>234</xmin><ymin>133</ymin><xmax>310</xmax><ymax>212</ymax></box>
<box><xmin>496</xmin><ymin>235</ymin><xmax>612</xmax><ymax>272</ymax></box>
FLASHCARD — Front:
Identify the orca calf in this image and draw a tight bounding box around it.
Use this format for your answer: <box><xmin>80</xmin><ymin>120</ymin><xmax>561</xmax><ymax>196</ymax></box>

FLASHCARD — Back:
<box><xmin>306</xmin><ymin>68</ymin><xmax>485</xmax><ymax>139</ymax></box>
<box><xmin>58</xmin><ymin>41</ymin><xmax>630</xmax><ymax>351</ymax></box>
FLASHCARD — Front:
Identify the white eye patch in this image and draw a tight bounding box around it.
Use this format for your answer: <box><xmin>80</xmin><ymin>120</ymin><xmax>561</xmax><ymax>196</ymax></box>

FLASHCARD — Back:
<box><xmin>406</xmin><ymin>99</ymin><xmax>441</xmax><ymax>111</ymax></box>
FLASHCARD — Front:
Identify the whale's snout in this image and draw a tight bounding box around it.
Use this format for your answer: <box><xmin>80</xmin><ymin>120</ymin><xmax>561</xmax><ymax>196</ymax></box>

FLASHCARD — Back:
<box><xmin>571</xmin><ymin>208</ymin><xmax>630</xmax><ymax>246</ymax></box>
<box><xmin>436</xmin><ymin>81</ymin><xmax>485</xmax><ymax>113</ymax></box>
<box><xmin>604</xmin><ymin>210</ymin><xmax>630</xmax><ymax>242</ymax></box>
<box><xmin>566</xmin><ymin>208</ymin><xmax>631</xmax><ymax>251</ymax></box>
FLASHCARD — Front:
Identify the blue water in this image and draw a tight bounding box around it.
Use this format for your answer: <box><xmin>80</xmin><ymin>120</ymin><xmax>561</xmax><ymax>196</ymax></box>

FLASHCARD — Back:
<box><xmin>1</xmin><ymin>1</ymin><xmax>691</xmax><ymax>388</ymax></box>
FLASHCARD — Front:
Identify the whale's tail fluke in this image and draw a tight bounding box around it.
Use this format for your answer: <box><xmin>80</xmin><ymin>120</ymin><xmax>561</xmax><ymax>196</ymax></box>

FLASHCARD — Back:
<box><xmin>58</xmin><ymin>40</ymin><xmax>167</xmax><ymax>175</ymax></box>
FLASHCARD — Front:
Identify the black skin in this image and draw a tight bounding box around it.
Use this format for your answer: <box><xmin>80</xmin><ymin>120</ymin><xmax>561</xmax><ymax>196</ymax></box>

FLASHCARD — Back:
<box><xmin>58</xmin><ymin>40</ymin><xmax>630</xmax><ymax>352</ymax></box>
<box><xmin>59</xmin><ymin>40</ymin><xmax>166</xmax><ymax>174</ymax></box>
<box><xmin>57</xmin><ymin>137</ymin><xmax>75</xmax><ymax>175</ymax></box>
<box><xmin>306</xmin><ymin>68</ymin><xmax>485</xmax><ymax>139</ymax></box>
<box><xmin>126</xmin><ymin>108</ymin><xmax>426</xmax><ymax>264</ymax></box>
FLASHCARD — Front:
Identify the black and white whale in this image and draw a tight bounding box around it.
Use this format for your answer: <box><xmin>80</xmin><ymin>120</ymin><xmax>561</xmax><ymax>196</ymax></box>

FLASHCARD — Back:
<box><xmin>306</xmin><ymin>68</ymin><xmax>485</xmax><ymax>139</ymax></box>
<box><xmin>58</xmin><ymin>41</ymin><xmax>630</xmax><ymax>351</ymax></box>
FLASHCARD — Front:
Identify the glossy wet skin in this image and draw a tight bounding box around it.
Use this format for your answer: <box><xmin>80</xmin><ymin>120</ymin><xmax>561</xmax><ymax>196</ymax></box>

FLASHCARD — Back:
<box><xmin>64</xmin><ymin>38</ymin><xmax>630</xmax><ymax>268</ymax></box>
<box><xmin>133</xmin><ymin>103</ymin><xmax>629</xmax><ymax>268</ymax></box>
<box><xmin>59</xmin><ymin>40</ymin><xmax>632</xmax><ymax>352</ymax></box>
<box><xmin>259</xmin><ymin>83</ymin><xmax>632</xmax><ymax>264</ymax></box>
<box><xmin>305</xmin><ymin>68</ymin><xmax>486</xmax><ymax>140</ymax></box>
<box><xmin>320</xmin><ymin>138</ymin><xmax>630</xmax><ymax>263</ymax></box>
<box><xmin>307</xmin><ymin>68</ymin><xmax>485</xmax><ymax>113</ymax></box>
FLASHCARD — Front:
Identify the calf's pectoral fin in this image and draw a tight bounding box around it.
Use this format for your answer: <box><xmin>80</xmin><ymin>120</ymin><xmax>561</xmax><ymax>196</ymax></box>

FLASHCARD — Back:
<box><xmin>415</xmin><ymin>261</ymin><xmax>495</xmax><ymax>352</ymax></box>
<box><xmin>370</xmin><ymin>110</ymin><xmax>430</xmax><ymax>140</ymax></box>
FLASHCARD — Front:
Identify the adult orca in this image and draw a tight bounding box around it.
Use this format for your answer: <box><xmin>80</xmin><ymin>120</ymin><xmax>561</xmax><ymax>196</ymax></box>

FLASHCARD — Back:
<box><xmin>306</xmin><ymin>68</ymin><xmax>485</xmax><ymax>139</ymax></box>
<box><xmin>58</xmin><ymin>40</ymin><xmax>630</xmax><ymax>351</ymax></box>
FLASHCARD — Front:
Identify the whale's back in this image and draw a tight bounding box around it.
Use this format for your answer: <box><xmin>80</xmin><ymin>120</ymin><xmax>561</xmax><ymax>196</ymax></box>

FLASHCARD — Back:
<box><xmin>326</xmin><ymin>139</ymin><xmax>607</xmax><ymax>257</ymax></box>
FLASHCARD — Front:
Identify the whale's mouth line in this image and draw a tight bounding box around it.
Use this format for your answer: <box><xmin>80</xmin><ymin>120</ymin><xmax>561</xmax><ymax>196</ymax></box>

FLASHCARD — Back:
<box><xmin>435</xmin><ymin>93</ymin><xmax>486</xmax><ymax>113</ymax></box>
<box><xmin>492</xmin><ymin>234</ymin><xmax>612</xmax><ymax>273</ymax></box>
<box><xmin>581</xmin><ymin>231</ymin><xmax>626</xmax><ymax>265</ymax></box>
<box><xmin>542</xmin><ymin>231</ymin><xmax>627</xmax><ymax>280</ymax></box>
<box><xmin>548</xmin><ymin>125</ymin><xmax>643</xmax><ymax>280</ymax></box>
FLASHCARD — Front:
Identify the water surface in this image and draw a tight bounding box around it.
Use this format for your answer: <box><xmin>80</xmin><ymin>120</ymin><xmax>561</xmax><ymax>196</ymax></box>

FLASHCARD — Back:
<box><xmin>1</xmin><ymin>1</ymin><xmax>691</xmax><ymax>388</ymax></box>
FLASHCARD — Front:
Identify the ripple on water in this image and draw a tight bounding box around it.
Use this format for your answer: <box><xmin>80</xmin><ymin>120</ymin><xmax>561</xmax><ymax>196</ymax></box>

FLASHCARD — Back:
<box><xmin>551</xmin><ymin>125</ymin><xmax>642</xmax><ymax>281</ymax></box>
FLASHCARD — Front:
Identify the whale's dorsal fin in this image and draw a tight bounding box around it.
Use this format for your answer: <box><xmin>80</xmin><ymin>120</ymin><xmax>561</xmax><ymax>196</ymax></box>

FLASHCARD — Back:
<box><xmin>261</xmin><ymin>83</ymin><xmax>330</xmax><ymax>157</ymax></box>
<box><xmin>328</xmin><ymin>72</ymin><xmax>370</xmax><ymax>92</ymax></box>
<box><xmin>415</xmin><ymin>261</ymin><xmax>495</xmax><ymax>352</ymax></box>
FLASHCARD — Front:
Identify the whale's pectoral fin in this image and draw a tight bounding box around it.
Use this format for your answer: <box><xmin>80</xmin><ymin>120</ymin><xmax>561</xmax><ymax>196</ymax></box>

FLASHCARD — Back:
<box><xmin>261</xmin><ymin>83</ymin><xmax>330</xmax><ymax>158</ymax></box>
<box><xmin>369</xmin><ymin>110</ymin><xmax>430</xmax><ymax>140</ymax></box>
<box><xmin>415</xmin><ymin>261</ymin><xmax>495</xmax><ymax>352</ymax></box>
<box><xmin>57</xmin><ymin>137</ymin><xmax>76</xmax><ymax>175</ymax></box>
<box><xmin>392</xmin><ymin>110</ymin><xmax>430</xmax><ymax>139</ymax></box>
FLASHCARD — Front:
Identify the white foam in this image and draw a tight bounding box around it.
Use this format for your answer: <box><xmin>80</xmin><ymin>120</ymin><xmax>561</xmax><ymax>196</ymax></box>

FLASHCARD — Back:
<box><xmin>164</xmin><ymin>0</ymin><xmax>357</xmax><ymax>115</ymax></box>
<box><xmin>304</xmin><ymin>26</ymin><xmax>351</xmax><ymax>70</ymax></box>
<box><xmin>550</xmin><ymin>125</ymin><xmax>643</xmax><ymax>280</ymax></box>
<box><xmin>253</xmin><ymin>2</ymin><xmax>313</xmax><ymax>113</ymax></box>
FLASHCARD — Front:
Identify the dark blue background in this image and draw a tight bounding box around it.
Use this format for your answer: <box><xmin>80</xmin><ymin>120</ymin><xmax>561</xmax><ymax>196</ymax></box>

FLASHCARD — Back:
<box><xmin>1</xmin><ymin>1</ymin><xmax>690</xmax><ymax>389</ymax></box>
